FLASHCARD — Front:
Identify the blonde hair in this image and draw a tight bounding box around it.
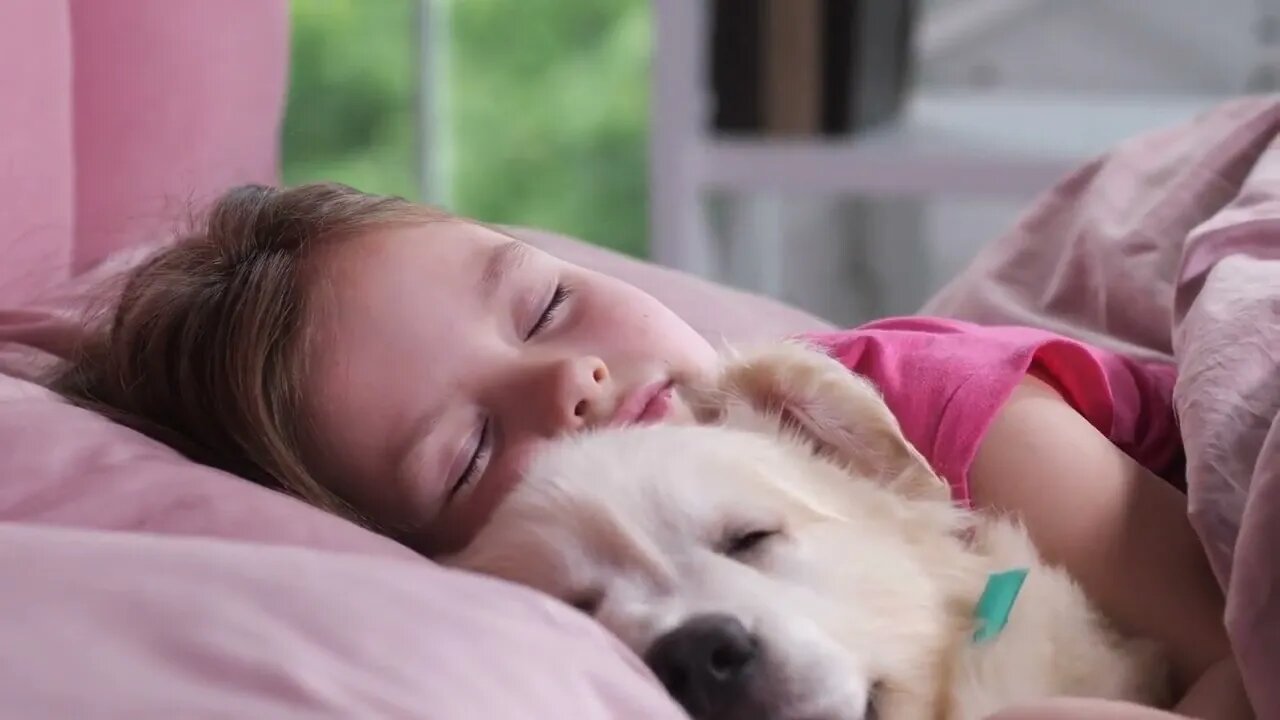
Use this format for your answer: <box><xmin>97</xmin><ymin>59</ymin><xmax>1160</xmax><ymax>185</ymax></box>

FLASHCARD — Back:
<box><xmin>52</xmin><ymin>183</ymin><xmax>450</xmax><ymax>526</ymax></box>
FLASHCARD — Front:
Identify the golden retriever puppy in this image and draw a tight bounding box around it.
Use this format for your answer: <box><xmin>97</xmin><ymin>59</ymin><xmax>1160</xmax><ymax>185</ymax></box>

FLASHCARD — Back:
<box><xmin>446</xmin><ymin>343</ymin><xmax>1169</xmax><ymax>720</ymax></box>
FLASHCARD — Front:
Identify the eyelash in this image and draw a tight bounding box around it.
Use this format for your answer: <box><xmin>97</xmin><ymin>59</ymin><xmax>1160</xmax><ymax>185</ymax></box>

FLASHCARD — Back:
<box><xmin>526</xmin><ymin>283</ymin><xmax>571</xmax><ymax>339</ymax></box>
<box><xmin>449</xmin><ymin>418</ymin><xmax>490</xmax><ymax>501</ymax></box>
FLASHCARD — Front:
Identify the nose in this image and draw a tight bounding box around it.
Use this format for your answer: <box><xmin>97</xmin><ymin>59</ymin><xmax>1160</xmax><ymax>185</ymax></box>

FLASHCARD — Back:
<box><xmin>644</xmin><ymin>613</ymin><xmax>759</xmax><ymax>718</ymax></box>
<box><xmin>539</xmin><ymin>355</ymin><xmax>609</xmax><ymax>432</ymax></box>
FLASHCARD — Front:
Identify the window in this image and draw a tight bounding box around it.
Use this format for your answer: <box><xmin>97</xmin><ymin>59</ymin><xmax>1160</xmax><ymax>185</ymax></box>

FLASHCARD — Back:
<box><xmin>283</xmin><ymin>0</ymin><xmax>649</xmax><ymax>257</ymax></box>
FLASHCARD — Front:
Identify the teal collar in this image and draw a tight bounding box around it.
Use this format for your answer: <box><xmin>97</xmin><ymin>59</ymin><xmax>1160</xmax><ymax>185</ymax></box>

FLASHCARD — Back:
<box><xmin>971</xmin><ymin>568</ymin><xmax>1029</xmax><ymax>644</ymax></box>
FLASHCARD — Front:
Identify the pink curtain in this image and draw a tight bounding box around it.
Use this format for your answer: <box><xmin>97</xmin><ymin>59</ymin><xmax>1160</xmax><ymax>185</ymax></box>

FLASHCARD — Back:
<box><xmin>0</xmin><ymin>0</ymin><xmax>287</xmax><ymax>306</ymax></box>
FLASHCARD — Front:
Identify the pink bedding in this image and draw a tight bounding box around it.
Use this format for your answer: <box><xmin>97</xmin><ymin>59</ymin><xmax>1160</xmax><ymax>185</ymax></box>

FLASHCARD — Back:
<box><xmin>2</xmin><ymin>7</ymin><xmax>1273</xmax><ymax>710</ymax></box>
<box><xmin>0</xmin><ymin>237</ymin><xmax>828</xmax><ymax>719</ymax></box>
<box><xmin>925</xmin><ymin>95</ymin><xmax>1280</xmax><ymax>717</ymax></box>
<box><xmin>0</xmin><ymin>522</ymin><xmax>681</xmax><ymax>719</ymax></box>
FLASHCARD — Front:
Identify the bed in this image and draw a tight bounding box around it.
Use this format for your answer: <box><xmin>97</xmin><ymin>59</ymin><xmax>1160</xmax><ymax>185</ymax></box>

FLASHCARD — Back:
<box><xmin>2</xmin><ymin>5</ymin><xmax>1276</xmax><ymax>718</ymax></box>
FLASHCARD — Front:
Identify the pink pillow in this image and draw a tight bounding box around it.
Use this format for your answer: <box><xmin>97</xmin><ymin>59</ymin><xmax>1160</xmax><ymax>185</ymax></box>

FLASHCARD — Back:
<box><xmin>0</xmin><ymin>372</ymin><xmax>411</xmax><ymax>557</ymax></box>
<box><xmin>0</xmin><ymin>522</ymin><xmax>683</xmax><ymax>719</ymax></box>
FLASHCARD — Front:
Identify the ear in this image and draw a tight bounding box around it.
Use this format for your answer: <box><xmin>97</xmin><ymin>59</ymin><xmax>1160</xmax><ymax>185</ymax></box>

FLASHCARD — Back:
<box><xmin>680</xmin><ymin>341</ymin><xmax>950</xmax><ymax>503</ymax></box>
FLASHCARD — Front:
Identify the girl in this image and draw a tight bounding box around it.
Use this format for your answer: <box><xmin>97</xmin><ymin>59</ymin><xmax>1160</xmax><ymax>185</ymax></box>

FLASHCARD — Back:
<box><xmin>54</xmin><ymin>183</ymin><xmax>1249</xmax><ymax>720</ymax></box>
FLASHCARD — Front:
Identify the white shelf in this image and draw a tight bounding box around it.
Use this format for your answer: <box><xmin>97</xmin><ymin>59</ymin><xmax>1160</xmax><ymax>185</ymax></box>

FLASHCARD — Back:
<box><xmin>647</xmin><ymin>0</ymin><xmax>1233</xmax><ymax>277</ymax></box>
<box><xmin>698</xmin><ymin>91</ymin><xmax>1225</xmax><ymax>197</ymax></box>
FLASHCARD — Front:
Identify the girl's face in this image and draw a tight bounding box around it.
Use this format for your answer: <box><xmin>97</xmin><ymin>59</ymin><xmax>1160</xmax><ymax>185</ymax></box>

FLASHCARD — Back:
<box><xmin>304</xmin><ymin>221</ymin><xmax>718</xmax><ymax>552</ymax></box>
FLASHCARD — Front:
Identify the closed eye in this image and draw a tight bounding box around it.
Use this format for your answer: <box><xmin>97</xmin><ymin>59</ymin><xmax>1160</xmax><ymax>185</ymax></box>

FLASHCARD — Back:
<box><xmin>526</xmin><ymin>283</ymin><xmax>571</xmax><ymax>339</ymax></box>
<box><xmin>569</xmin><ymin>592</ymin><xmax>602</xmax><ymax>616</ymax></box>
<box><xmin>721</xmin><ymin>528</ymin><xmax>780</xmax><ymax>558</ymax></box>
<box><xmin>447</xmin><ymin>418</ymin><xmax>491</xmax><ymax>503</ymax></box>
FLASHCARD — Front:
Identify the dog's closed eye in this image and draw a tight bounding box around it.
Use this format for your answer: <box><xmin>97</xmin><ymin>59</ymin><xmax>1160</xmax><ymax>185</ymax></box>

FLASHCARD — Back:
<box><xmin>568</xmin><ymin>592</ymin><xmax>603</xmax><ymax>616</ymax></box>
<box><xmin>720</xmin><ymin>528</ymin><xmax>781</xmax><ymax>559</ymax></box>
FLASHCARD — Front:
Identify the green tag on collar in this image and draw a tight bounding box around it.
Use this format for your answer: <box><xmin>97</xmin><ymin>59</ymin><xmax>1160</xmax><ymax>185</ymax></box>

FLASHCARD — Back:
<box><xmin>971</xmin><ymin>568</ymin><xmax>1028</xmax><ymax>644</ymax></box>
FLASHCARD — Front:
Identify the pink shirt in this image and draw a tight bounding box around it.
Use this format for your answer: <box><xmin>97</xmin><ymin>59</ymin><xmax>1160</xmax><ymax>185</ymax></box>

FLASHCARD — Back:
<box><xmin>803</xmin><ymin>318</ymin><xmax>1182</xmax><ymax>506</ymax></box>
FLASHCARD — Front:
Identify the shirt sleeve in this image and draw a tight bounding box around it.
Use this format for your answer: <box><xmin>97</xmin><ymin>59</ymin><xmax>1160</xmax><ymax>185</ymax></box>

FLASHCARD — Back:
<box><xmin>802</xmin><ymin>318</ymin><xmax>1180</xmax><ymax>505</ymax></box>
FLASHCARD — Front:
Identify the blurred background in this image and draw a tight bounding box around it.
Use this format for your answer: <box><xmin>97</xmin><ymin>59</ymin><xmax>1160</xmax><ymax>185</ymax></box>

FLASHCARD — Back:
<box><xmin>284</xmin><ymin>0</ymin><xmax>1264</xmax><ymax>325</ymax></box>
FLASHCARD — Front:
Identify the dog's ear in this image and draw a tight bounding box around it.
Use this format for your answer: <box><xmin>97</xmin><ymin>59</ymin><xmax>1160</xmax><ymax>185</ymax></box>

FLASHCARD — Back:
<box><xmin>680</xmin><ymin>342</ymin><xmax>949</xmax><ymax>503</ymax></box>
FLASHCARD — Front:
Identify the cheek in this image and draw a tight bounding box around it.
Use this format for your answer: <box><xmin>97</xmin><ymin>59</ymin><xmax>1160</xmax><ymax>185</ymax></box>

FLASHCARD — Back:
<box><xmin>594</xmin><ymin>289</ymin><xmax>658</xmax><ymax>333</ymax></box>
<box><xmin>787</xmin><ymin>524</ymin><xmax>955</xmax><ymax>673</ymax></box>
<box><xmin>721</xmin><ymin>550</ymin><xmax>877</xmax><ymax>699</ymax></box>
<box><xmin>591</xmin><ymin>281</ymin><xmax>705</xmax><ymax>346</ymax></box>
<box><xmin>600</xmin><ymin>585</ymin><xmax>684</xmax><ymax>656</ymax></box>
<box><xmin>432</xmin><ymin>440</ymin><xmax>549</xmax><ymax>552</ymax></box>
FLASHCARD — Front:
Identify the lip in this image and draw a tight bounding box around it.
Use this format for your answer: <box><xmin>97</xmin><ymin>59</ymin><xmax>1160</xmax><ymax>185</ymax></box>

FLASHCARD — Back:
<box><xmin>610</xmin><ymin>380</ymin><xmax>674</xmax><ymax>426</ymax></box>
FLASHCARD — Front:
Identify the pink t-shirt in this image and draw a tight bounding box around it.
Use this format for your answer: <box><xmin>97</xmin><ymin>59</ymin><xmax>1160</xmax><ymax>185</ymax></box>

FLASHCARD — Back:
<box><xmin>803</xmin><ymin>318</ymin><xmax>1182</xmax><ymax>506</ymax></box>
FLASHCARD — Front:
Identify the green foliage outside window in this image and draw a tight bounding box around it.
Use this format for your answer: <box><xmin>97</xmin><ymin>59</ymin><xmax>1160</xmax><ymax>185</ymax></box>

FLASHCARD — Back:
<box><xmin>283</xmin><ymin>0</ymin><xmax>648</xmax><ymax>257</ymax></box>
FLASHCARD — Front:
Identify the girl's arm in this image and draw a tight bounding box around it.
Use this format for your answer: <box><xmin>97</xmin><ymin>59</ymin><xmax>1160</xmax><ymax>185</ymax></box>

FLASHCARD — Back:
<box><xmin>969</xmin><ymin>376</ymin><xmax>1252</xmax><ymax>720</ymax></box>
<box><xmin>988</xmin><ymin>697</ymin><xmax>1211</xmax><ymax>719</ymax></box>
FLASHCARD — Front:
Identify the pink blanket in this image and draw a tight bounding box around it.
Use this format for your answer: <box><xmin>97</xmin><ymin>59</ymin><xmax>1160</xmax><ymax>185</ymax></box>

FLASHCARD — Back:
<box><xmin>924</xmin><ymin>95</ymin><xmax>1280</xmax><ymax>717</ymax></box>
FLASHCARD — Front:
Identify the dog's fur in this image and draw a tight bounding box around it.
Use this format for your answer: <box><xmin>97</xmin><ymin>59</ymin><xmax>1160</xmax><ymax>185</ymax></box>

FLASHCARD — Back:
<box><xmin>447</xmin><ymin>343</ymin><xmax>1169</xmax><ymax>719</ymax></box>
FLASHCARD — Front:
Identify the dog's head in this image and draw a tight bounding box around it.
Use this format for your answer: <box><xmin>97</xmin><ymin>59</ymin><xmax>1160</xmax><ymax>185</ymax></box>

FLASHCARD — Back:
<box><xmin>448</xmin><ymin>345</ymin><xmax>982</xmax><ymax>720</ymax></box>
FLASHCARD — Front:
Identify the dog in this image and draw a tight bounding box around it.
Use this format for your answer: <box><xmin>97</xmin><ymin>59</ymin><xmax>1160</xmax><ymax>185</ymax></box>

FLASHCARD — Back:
<box><xmin>446</xmin><ymin>342</ymin><xmax>1169</xmax><ymax>719</ymax></box>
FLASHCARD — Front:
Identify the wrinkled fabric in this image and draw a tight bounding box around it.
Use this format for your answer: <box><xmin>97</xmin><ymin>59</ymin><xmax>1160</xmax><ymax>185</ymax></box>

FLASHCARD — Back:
<box><xmin>0</xmin><ymin>522</ymin><xmax>684</xmax><ymax>720</ymax></box>
<box><xmin>806</xmin><ymin>318</ymin><xmax>1180</xmax><ymax>506</ymax></box>
<box><xmin>924</xmin><ymin>95</ymin><xmax>1280</xmax><ymax>716</ymax></box>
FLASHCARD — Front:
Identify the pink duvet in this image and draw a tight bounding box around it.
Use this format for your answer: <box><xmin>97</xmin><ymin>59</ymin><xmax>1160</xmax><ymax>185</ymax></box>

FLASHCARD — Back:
<box><xmin>925</xmin><ymin>95</ymin><xmax>1280</xmax><ymax>717</ymax></box>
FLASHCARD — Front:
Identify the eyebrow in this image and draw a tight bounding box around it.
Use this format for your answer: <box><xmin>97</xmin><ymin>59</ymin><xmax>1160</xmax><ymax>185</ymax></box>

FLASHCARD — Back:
<box><xmin>481</xmin><ymin>240</ymin><xmax>530</xmax><ymax>301</ymax></box>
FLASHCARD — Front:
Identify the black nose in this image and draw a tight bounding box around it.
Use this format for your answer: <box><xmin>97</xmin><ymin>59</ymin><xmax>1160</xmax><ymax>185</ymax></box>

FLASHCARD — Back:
<box><xmin>644</xmin><ymin>613</ymin><xmax>759</xmax><ymax>717</ymax></box>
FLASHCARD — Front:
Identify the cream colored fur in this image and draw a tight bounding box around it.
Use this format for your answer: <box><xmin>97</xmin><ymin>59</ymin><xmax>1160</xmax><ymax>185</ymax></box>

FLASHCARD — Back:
<box><xmin>447</xmin><ymin>342</ymin><xmax>1169</xmax><ymax>719</ymax></box>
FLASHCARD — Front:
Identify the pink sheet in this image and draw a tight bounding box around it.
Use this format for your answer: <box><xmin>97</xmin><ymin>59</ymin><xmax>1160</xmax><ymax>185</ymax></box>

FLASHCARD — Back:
<box><xmin>924</xmin><ymin>95</ymin><xmax>1280</xmax><ymax>716</ymax></box>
